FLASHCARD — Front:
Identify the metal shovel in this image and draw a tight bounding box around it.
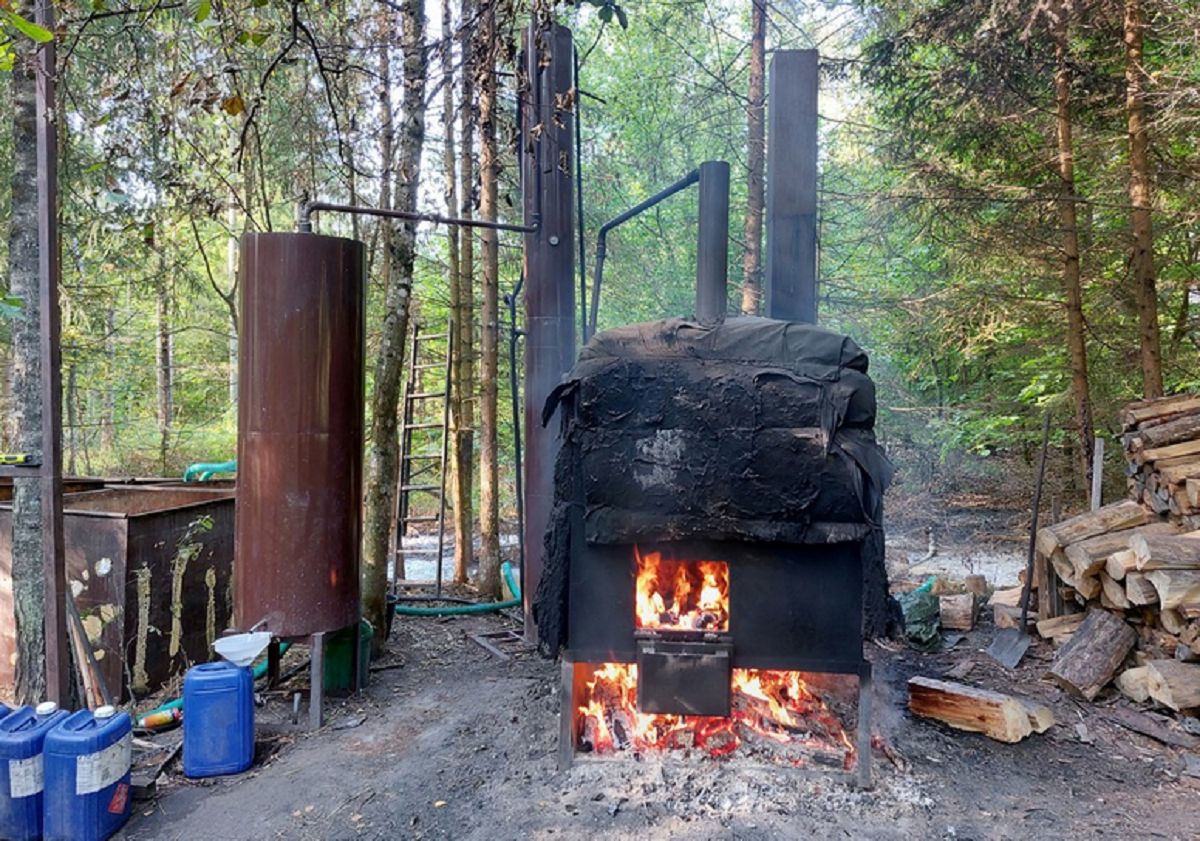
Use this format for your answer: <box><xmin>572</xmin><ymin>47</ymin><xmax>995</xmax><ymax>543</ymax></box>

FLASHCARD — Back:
<box><xmin>986</xmin><ymin>411</ymin><xmax>1051</xmax><ymax>669</ymax></box>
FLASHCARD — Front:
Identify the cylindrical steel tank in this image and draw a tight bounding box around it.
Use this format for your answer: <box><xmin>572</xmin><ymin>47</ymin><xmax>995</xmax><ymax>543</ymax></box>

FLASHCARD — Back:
<box><xmin>235</xmin><ymin>233</ymin><xmax>364</xmax><ymax>638</ymax></box>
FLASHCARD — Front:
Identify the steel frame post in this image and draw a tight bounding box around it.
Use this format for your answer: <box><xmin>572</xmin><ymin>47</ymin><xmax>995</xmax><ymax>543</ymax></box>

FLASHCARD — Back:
<box><xmin>521</xmin><ymin>23</ymin><xmax>576</xmax><ymax>643</ymax></box>
<box><xmin>695</xmin><ymin>161</ymin><xmax>731</xmax><ymax>324</ymax></box>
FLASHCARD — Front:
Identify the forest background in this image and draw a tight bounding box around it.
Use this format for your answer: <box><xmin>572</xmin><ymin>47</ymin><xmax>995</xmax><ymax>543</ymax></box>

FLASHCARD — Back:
<box><xmin>2</xmin><ymin>0</ymin><xmax>1198</xmax><ymax>635</ymax></box>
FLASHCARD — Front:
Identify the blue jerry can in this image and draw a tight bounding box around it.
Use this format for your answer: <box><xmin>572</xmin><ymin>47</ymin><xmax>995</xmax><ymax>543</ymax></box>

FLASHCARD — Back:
<box><xmin>183</xmin><ymin>661</ymin><xmax>255</xmax><ymax>778</ymax></box>
<box><xmin>43</xmin><ymin>705</ymin><xmax>132</xmax><ymax>841</ymax></box>
<box><xmin>0</xmin><ymin>702</ymin><xmax>68</xmax><ymax>841</ymax></box>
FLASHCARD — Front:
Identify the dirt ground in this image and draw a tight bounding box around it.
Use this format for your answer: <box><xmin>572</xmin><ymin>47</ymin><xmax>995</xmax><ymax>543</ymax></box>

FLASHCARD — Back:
<box><xmin>122</xmin><ymin>598</ymin><xmax>1200</xmax><ymax>841</ymax></box>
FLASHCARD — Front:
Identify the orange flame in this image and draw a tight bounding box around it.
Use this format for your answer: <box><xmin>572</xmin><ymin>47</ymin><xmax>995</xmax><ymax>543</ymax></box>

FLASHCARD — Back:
<box><xmin>576</xmin><ymin>663</ymin><xmax>856</xmax><ymax>768</ymax></box>
<box><xmin>634</xmin><ymin>547</ymin><xmax>730</xmax><ymax>633</ymax></box>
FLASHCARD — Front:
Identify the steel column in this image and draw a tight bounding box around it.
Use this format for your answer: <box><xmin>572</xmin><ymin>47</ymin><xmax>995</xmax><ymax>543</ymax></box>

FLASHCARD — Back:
<box><xmin>35</xmin><ymin>0</ymin><xmax>69</xmax><ymax>704</ymax></box>
<box><xmin>765</xmin><ymin>50</ymin><xmax>819</xmax><ymax>323</ymax></box>
<box><xmin>695</xmin><ymin>161</ymin><xmax>731</xmax><ymax>325</ymax></box>
<box><xmin>521</xmin><ymin>23</ymin><xmax>576</xmax><ymax>642</ymax></box>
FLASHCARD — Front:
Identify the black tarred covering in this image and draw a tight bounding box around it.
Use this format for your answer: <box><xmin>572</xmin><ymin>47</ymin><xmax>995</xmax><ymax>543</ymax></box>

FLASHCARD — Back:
<box><xmin>535</xmin><ymin>317</ymin><xmax>900</xmax><ymax>652</ymax></box>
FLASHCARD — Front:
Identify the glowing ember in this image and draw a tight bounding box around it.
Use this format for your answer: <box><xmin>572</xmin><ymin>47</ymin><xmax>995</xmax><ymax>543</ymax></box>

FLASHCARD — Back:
<box><xmin>634</xmin><ymin>547</ymin><xmax>730</xmax><ymax>632</ymax></box>
<box><xmin>575</xmin><ymin>663</ymin><xmax>856</xmax><ymax>768</ymax></box>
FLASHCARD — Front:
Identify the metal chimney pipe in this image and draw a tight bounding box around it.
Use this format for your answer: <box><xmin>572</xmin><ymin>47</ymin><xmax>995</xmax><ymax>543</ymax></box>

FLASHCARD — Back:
<box><xmin>695</xmin><ymin>160</ymin><xmax>730</xmax><ymax>324</ymax></box>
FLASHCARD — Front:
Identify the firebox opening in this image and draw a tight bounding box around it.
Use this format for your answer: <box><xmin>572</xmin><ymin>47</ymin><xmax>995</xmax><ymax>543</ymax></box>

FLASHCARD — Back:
<box><xmin>634</xmin><ymin>547</ymin><xmax>730</xmax><ymax>634</ymax></box>
<box><xmin>573</xmin><ymin>662</ymin><xmax>859</xmax><ymax>770</ymax></box>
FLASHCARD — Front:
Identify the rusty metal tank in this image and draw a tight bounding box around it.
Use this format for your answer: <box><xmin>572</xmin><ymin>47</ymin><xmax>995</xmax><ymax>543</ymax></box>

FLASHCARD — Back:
<box><xmin>235</xmin><ymin>233</ymin><xmax>365</xmax><ymax>638</ymax></box>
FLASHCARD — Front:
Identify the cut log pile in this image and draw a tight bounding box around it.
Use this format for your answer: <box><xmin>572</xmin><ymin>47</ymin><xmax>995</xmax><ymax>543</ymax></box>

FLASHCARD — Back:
<box><xmin>1032</xmin><ymin>394</ymin><xmax>1200</xmax><ymax>713</ymax></box>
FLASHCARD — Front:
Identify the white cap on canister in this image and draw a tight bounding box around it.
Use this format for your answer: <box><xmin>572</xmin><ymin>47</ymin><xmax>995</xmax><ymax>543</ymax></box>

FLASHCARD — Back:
<box><xmin>94</xmin><ymin>705</ymin><xmax>116</xmax><ymax>719</ymax></box>
<box><xmin>35</xmin><ymin>701</ymin><xmax>57</xmax><ymax>716</ymax></box>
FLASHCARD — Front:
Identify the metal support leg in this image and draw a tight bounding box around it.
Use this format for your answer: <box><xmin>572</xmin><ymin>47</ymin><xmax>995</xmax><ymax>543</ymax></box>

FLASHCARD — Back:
<box><xmin>309</xmin><ymin>631</ymin><xmax>325</xmax><ymax>730</ymax></box>
<box><xmin>855</xmin><ymin>663</ymin><xmax>874</xmax><ymax>790</ymax></box>
<box><xmin>558</xmin><ymin>659</ymin><xmax>575</xmax><ymax>772</ymax></box>
<box><xmin>352</xmin><ymin>621</ymin><xmax>367</xmax><ymax>692</ymax></box>
<box><xmin>267</xmin><ymin>639</ymin><xmax>281</xmax><ymax>687</ymax></box>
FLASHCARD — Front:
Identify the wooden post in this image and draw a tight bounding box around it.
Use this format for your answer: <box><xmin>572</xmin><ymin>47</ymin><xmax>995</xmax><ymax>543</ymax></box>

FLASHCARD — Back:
<box><xmin>1091</xmin><ymin>437</ymin><xmax>1105</xmax><ymax>511</ymax></box>
<box><xmin>36</xmin><ymin>0</ymin><xmax>69</xmax><ymax>705</ymax></box>
<box><xmin>521</xmin><ymin>23</ymin><xmax>576</xmax><ymax>642</ymax></box>
<box><xmin>764</xmin><ymin>49</ymin><xmax>819</xmax><ymax>323</ymax></box>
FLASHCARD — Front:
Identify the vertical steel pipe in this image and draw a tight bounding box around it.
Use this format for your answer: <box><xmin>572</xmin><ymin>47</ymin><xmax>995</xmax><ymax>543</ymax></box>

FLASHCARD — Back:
<box><xmin>765</xmin><ymin>50</ymin><xmax>819</xmax><ymax>323</ymax></box>
<box><xmin>235</xmin><ymin>233</ymin><xmax>365</xmax><ymax>638</ymax></box>
<box><xmin>522</xmin><ymin>23</ymin><xmax>576</xmax><ymax>641</ymax></box>
<box><xmin>695</xmin><ymin>160</ymin><xmax>731</xmax><ymax>325</ymax></box>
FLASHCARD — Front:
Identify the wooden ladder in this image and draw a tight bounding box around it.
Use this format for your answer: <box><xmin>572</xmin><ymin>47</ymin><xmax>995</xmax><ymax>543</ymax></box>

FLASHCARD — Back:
<box><xmin>394</xmin><ymin>319</ymin><xmax>453</xmax><ymax>596</ymax></box>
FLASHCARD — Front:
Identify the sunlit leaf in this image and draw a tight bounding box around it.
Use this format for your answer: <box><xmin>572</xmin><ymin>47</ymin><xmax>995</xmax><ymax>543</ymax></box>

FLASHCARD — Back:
<box><xmin>194</xmin><ymin>0</ymin><xmax>211</xmax><ymax>23</ymax></box>
<box><xmin>221</xmin><ymin>94</ymin><xmax>245</xmax><ymax>116</ymax></box>
<box><xmin>5</xmin><ymin>10</ymin><xmax>54</xmax><ymax>43</ymax></box>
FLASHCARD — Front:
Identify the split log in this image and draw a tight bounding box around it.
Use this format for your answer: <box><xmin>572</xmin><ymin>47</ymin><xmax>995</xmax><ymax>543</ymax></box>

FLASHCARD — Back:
<box><xmin>907</xmin><ymin>677</ymin><xmax>1053</xmax><ymax>743</ymax></box>
<box><xmin>1074</xmin><ymin>574</ymin><xmax>1100</xmax><ymax>601</ymax></box>
<box><xmin>1049</xmin><ymin>552</ymin><xmax>1076</xmax><ymax>588</ymax></box>
<box><xmin>993</xmin><ymin>604</ymin><xmax>1026</xmax><ymax>630</ymax></box>
<box><xmin>1131</xmin><ymin>531</ymin><xmax>1200</xmax><ymax>570</ymax></box>
<box><xmin>1125</xmin><ymin>572</ymin><xmax>1159</xmax><ymax>606</ymax></box>
<box><xmin>1146</xmin><ymin>570</ymin><xmax>1200</xmax><ymax>611</ymax></box>
<box><xmin>1121</xmin><ymin>394</ymin><xmax>1200</xmax><ymax>430</ymax></box>
<box><xmin>1100</xmin><ymin>573</ymin><xmax>1131</xmax><ymax>610</ymax></box>
<box><xmin>1047</xmin><ymin>609</ymin><xmax>1137</xmax><ymax>700</ymax></box>
<box><xmin>1067</xmin><ymin>523</ymin><xmax>1179</xmax><ymax>579</ymax></box>
<box><xmin>1036</xmin><ymin>613</ymin><xmax>1085</xmax><ymax>640</ymax></box>
<box><xmin>939</xmin><ymin>594</ymin><xmax>976</xmax><ymax>632</ymax></box>
<box><xmin>1035</xmin><ymin>500</ymin><xmax>1153</xmax><ymax>558</ymax></box>
<box><xmin>1137</xmin><ymin>438</ymin><xmax>1200</xmax><ymax>466</ymax></box>
<box><xmin>964</xmin><ymin>575</ymin><xmax>988</xmax><ymax>597</ymax></box>
<box><xmin>1138</xmin><ymin>625</ymin><xmax>1179</xmax><ymax>660</ymax></box>
<box><xmin>1145</xmin><ymin>660</ymin><xmax>1200</xmax><ymax>711</ymax></box>
<box><xmin>1189</xmin><ymin>479</ymin><xmax>1200</xmax><ymax>510</ymax></box>
<box><xmin>1152</xmin><ymin>461</ymin><xmax>1200</xmax><ymax>487</ymax></box>
<box><xmin>989</xmin><ymin>586</ymin><xmax>1025</xmax><ymax>608</ymax></box>
<box><xmin>1105</xmin><ymin>549</ymin><xmax>1138</xmax><ymax>581</ymax></box>
<box><xmin>1127</xmin><ymin>412</ymin><xmax>1200</xmax><ymax>451</ymax></box>
<box><xmin>1160</xmin><ymin>608</ymin><xmax>1187</xmax><ymax>635</ymax></box>
<box><xmin>1114</xmin><ymin>666</ymin><xmax>1151</xmax><ymax>703</ymax></box>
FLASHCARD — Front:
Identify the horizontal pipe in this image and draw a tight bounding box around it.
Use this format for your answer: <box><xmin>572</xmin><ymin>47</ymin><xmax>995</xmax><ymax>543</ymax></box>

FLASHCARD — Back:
<box><xmin>588</xmin><ymin>168</ymin><xmax>700</xmax><ymax>340</ymax></box>
<box><xmin>298</xmin><ymin>201</ymin><xmax>536</xmax><ymax>235</ymax></box>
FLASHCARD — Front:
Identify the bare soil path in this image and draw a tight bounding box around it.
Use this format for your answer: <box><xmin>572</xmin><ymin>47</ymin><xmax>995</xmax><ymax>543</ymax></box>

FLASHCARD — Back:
<box><xmin>123</xmin><ymin>607</ymin><xmax>1199</xmax><ymax>841</ymax></box>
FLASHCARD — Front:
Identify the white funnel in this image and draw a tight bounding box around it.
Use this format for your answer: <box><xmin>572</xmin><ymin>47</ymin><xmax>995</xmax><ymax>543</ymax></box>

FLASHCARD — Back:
<box><xmin>213</xmin><ymin>631</ymin><xmax>272</xmax><ymax>667</ymax></box>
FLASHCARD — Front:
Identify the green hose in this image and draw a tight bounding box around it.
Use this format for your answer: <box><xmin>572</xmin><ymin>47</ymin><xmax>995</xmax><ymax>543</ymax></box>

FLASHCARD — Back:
<box><xmin>393</xmin><ymin>562</ymin><xmax>522</xmax><ymax>616</ymax></box>
<box><xmin>183</xmin><ymin>460</ymin><xmax>237</xmax><ymax>482</ymax></box>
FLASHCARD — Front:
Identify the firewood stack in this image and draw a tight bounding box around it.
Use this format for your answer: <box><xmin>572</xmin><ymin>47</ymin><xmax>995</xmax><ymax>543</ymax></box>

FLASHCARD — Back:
<box><xmin>1031</xmin><ymin>394</ymin><xmax>1200</xmax><ymax>713</ymax></box>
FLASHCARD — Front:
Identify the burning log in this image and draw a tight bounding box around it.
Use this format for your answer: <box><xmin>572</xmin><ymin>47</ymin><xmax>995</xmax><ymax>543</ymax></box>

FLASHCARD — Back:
<box><xmin>907</xmin><ymin>676</ymin><xmax>1054</xmax><ymax>743</ymax></box>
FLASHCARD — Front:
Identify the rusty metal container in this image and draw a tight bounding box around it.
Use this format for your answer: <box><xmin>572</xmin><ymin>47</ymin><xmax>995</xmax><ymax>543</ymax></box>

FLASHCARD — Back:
<box><xmin>235</xmin><ymin>233</ymin><xmax>364</xmax><ymax>638</ymax></box>
<box><xmin>0</xmin><ymin>485</ymin><xmax>236</xmax><ymax>700</ymax></box>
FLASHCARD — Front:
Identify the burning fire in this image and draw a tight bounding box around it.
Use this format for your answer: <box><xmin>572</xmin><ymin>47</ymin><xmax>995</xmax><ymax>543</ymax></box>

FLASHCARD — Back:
<box><xmin>634</xmin><ymin>547</ymin><xmax>729</xmax><ymax>632</ymax></box>
<box><xmin>576</xmin><ymin>663</ymin><xmax>856</xmax><ymax>768</ymax></box>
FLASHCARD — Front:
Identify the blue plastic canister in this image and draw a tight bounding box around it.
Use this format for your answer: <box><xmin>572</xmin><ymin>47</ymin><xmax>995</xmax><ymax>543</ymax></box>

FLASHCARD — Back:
<box><xmin>182</xmin><ymin>661</ymin><xmax>255</xmax><ymax>778</ymax></box>
<box><xmin>43</xmin><ymin>705</ymin><xmax>132</xmax><ymax>841</ymax></box>
<box><xmin>0</xmin><ymin>702</ymin><xmax>68</xmax><ymax>841</ymax></box>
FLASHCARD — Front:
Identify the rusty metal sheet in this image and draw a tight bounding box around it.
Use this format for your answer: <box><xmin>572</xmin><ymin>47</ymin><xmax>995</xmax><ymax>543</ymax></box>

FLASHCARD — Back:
<box><xmin>235</xmin><ymin>233</ymin><xmax>364</xmax><ymax>638</ymax></box>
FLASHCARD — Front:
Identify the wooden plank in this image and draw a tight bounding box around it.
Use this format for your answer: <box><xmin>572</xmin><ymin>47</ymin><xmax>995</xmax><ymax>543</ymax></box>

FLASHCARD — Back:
<box><xmin>1126</xmin><ymin>412</ymin><xmax>1200</xmax><ymax>450</ymax></box>
<box><xmin>1138</xmin><ymin>438</ymin><xmax>1200</xmax><ymax>466</ymax></box>
<box><xmin>1102</xmin><ymin>706</ymin><xmax>1200</xmax><ymax>749</ymax></box>
<box><xmin>1146</xmin><ymin>660</ymin><xmax>1200</xmax><ymax>711</ymax></box>
<box><xmin>1034</xmin><ymin>501</ymin><xmax>1153</xmax><ymax>558</ymax></box>
<box><xmin>907</xmin><ymin>677</ymin><xmax>1052</xmax><ymax>743</ymax></box>
<box><xmin>1046</xmin><ymin>609</ymin><xmax>1137</xmax><ymax>700</ymax></box>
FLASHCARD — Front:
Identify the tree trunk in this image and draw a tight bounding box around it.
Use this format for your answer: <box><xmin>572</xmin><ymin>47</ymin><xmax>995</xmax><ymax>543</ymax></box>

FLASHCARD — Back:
<box><xmin>101</xmin><ymin>304</ymin><xmax>116</xmax><ymax>452</ymax></box>
<box><xmin>1124</xmin><ymin>0</ymin><xmax>1163</xmax><ymax>399</ymax></box>
<box><xmin>8</xmin><ymin>23</ymin><xmax>46</xmax><ymax>705</ymax></box>
<box><xmin>1053</xmin><ymin>27</ymin><xmax>1095</xmax><ymax>493</ymax></box>
<box><xmin>154</xmin><ymin>255</ymin><xmax>173</xmax><ymax>474</ymax></box>
<box><xmin>445</xmin><ymin>0</ymin><xmax>471</xmax><ymax>584</ymax></box>
<box><xmin>456</xmin><ymin>0</ymin><xmax>478</xmax><ymax>584</ymax></box>
<box><xmin>226</xmin><ymin>200</ymin><xmax>239</xmax><ymax>409</ymax></box>
<box><xmin>476</xmin><ymin>0</ymin><xmax>502</xmax><ymax>600</ymax></box>
<box><xmin>362</xmin><ymin>2</ymin><xmax>425</xmax><ymax>646</ymax></box>
<box><xmin>740</xmin><ymin>0</ymin><xmax>767</xmax><ymax>316</ymax></box>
